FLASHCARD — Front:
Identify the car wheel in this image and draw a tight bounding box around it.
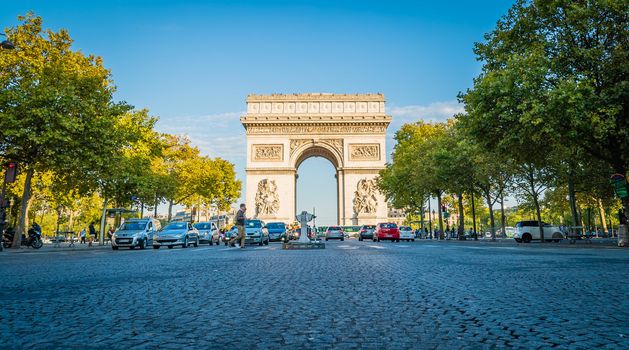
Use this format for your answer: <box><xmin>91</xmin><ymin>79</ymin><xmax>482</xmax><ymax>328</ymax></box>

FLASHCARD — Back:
<box><xmin>522</xmin><ymin>233</ymin><xmax>532</xmax><ymax>243</ymax></box>
<box><xmin>153</xmin><ymin>245</ymin><xmax>160</xmax><ymax>249</ymax></box>
<box><xmin>341</xmin><ymin>238</ymin><xmax>344</xmax><ymax>241</ymax></box>
<box><xmin>194</xmin><ymin>239</ymin><xmax>199</xmax><ymax>247</ymax></box>
<box><xmin>264</xmin><ymin>239</ymin><xmax>269</xmax><ymax>246</ymax></box>
<box><xmin>112</xmin><ymin>246</ymin><xmax>119</xmax><ymax>250</ymax></box>
<box><xmin>168</xmin><ymin>245</ymin><xmax>173</xmax><ymax>249</ymax></box>
<box><xmin>412</xmin><ymin>239</ymin><xmax>415</xmax><ymax>242</ymax></box>
<box><xmin>325</xmin><ymin>238</ymin><xmax>329</xmax><ymax>241</ymax></box>
<box><xmin>514</xmin><ymin>238</ymin><xmax>522</xmax><ymax>243</ymax></box>
<box><xmin>182</xmin><ymin>237</ymin><xmax>189</xmax><ymax>248</ymax></box>
<box><xmin>553</xmin><ymin>239</ymin><xmax>560</xmax><ymax>243</ymax></box>
<box><xmin>209</xmin><ymin>240</ymin><xmax>213</xmax><ymax>246</ymax></box>
<box><xmin>129</xmin><ymin>246</ymin><xmax>135</xmax><ymax>250</ymax></box>
<box><xmin>138</xmin><ymin>239</ymin><xmax>146</xmax><ymax>250</ymax></box>
<box><xmin>259</xmin><ymin>241</ymin><xmax>263</xmax><ymax>246</ymax></box>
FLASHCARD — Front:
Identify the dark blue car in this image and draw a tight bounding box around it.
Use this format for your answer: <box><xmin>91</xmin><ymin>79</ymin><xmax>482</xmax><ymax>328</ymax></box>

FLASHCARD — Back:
<box><xmin>266</xmin><ymin>222</ymin><xmax>287</xmax><ymax>242</ymax></box>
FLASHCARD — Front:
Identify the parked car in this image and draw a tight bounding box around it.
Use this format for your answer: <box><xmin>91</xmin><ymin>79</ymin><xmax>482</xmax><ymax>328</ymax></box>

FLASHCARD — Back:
<box><xmin>399</xmin><ymin>226</ymin><xmax>414</xmax><ymax>241</ymax></box>
<box><xmin>376</xmin><ymin>223</ymin><xmax>400</xmax><ymax>242</ymax></box>
<box><xmin>514</xmin><ymin>221</ymin><xmax>564</xmax><ymax>243</ymax></box>
<box><xmin>266</xmin><ymin>222</ymin><xmax>287</xmax><ymax>242</ymax></box>
<box><xmin>358</xmin><ymin>225</ymin><xmax>376</xmax><ymax>241</ymax></box>
<box><xmin>112</xmin><ymin>218</ymin><xmax>161</xmax><ymax>250</ymax></box>
<box><xmin>153</xmin><ymin>222</ymin><xmax>199</xmax><ymax>249</ymax></box>
<box><xmin>244</xmin><ymin>220</ymin><xmax>269</xmax><ymax>246</ymax></box>
<box><xmin>194</xmin><ymin>221</ymin><xmax>218</xmax><ymax>245</ymax></box>
<box><xmin>325</xmin><ymin>226</ymin><xmax>344</xmax><ymax>241</ymax></box>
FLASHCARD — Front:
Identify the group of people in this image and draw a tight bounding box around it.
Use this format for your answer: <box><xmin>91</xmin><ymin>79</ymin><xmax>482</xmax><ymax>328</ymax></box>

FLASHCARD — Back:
<box><xmin>78</xmin><ymin>222</ymin><xmax>99</xmax><ymax>246</ymax></box>
<box><xmin>413</xmin><ymin>227</ymin><xmax>479</xmax><ymax>240</ymax></box>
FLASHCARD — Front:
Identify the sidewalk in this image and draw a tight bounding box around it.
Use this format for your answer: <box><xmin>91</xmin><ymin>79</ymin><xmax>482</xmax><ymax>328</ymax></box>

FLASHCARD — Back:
<box><xmin>0</xmin><ymin>242</ymin><xmax>113</xmax><ymax>254</ymax></box>
<box><xmin>421</xmin><ymin>237</ymin><xmax>623</xmax><ymax>249</ymax></box>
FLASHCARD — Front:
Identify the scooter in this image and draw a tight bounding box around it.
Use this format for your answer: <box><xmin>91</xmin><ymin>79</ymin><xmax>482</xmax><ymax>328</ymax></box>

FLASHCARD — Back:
<box><xmin>2</xmin><ymin>225</ymin><xmax>43</xmax><ymax>249</ymax></box>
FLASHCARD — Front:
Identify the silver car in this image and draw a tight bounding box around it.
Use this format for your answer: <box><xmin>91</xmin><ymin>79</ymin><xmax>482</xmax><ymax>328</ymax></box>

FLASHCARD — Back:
<box><xmin>244</xmin><ymin>220</ymin><xmax>269</xmax><ymax>246</ymax></box>
<box><xmin>325</xmin><ymin>226</ymin><xmax>344</xmax><ymax>241</ymax></box>
<box><xmin>194</xmin><ymin>222</ymin><xmax>218</xmax><ymax>245</ymax></box>
<box><xmin>153</xmin><ymin>222</ymin><xmax>199</xmax><ymax>249</ymax></box>
<box><xmin>112</xmin><ymin>218</ymin><xmax>161</xmax><ymax>250</ymax></box>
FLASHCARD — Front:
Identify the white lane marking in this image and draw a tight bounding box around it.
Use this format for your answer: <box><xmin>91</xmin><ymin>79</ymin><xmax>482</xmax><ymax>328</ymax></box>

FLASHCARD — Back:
<box><xmin>368</xmin><ymin>245</ymin><xmax>386</xmax><ymax>249</ymax></box>
<box><xmin>337</xmin><ymin>245</ymin><xmax>359</xmax><ymax>250</ymax></box>
<box><xmin>394</xmin><ymin>245</ymin><xmax>410</xmax><ymax>248</ymax></box>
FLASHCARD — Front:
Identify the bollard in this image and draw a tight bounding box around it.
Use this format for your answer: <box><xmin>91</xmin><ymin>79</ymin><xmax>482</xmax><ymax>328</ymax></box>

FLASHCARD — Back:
<box><xmin>618</xmin><ymin>225</ymin><xmax>627</xmax><ymax>247</ymax></box>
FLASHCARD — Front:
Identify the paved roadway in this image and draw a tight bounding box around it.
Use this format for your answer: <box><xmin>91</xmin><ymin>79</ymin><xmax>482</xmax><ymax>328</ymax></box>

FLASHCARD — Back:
<box><xmin>0</xmin><ymin>239</ymin><xmax>627</xmax><ymax>349</ymax></box>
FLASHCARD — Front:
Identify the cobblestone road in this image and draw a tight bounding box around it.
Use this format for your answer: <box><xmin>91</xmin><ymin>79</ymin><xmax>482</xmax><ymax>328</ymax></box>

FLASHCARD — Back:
<box><xmin>1</xmin><ymin>240</ymin><xmax>627</xmax><ymax>349</ymax></box>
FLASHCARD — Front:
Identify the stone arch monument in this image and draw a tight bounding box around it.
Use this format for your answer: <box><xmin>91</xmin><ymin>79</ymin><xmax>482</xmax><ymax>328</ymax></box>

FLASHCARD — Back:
<box><xmin>242</xmin><ymin>93</ymin><xmax>391</xmax><ymax>225</ymax></box>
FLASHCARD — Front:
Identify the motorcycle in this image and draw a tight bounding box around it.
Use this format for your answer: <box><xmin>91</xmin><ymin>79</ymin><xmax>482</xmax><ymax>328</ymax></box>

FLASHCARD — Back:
<box><xmin>2</xmin><ymin>224</ymin><xmax>43</xmax><ymax>249</ymax></box>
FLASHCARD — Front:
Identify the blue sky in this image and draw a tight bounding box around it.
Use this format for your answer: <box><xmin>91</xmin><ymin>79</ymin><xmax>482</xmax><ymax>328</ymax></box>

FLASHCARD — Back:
<box><xmin>2</xmin><ymin>1</ymin><xmax>515</xmax><ymax>224</ymax></box>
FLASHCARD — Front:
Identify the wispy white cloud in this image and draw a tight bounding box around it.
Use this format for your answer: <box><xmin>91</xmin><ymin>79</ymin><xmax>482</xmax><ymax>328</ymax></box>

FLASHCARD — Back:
<box><xmin>388</xmin><ymin>100</ymin><xmax>464</xmax><ymax>123</ymax></box>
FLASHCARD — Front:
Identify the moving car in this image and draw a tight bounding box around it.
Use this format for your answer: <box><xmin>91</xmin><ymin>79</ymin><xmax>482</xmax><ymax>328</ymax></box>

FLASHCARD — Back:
<box><xmin>399</xmin><ymin>226</ymin><xmax>414</xmax><ymax>241</ymax></box>
<box><xmin>376</xmin><ymin>223</ymin><xmax>400</xmax><ymax>242</ymax></box>
<box><xmin>223</xmin><ymin>226</ymin><xmax>238</xmax><ymax>245</ymax></box>
<box><xmin>325</xmin><ymin>226</ymin><xmax>344</xmax><ymax>241</ymax></box>
<box><xmin>153</xmin><ymin>222</ymin><xmax>199</xmax><ymax>249</ymax></box>
<box><xmin>112</xmin><ymin>218</ymin><xmax>161</xmax><ymax>250</ymax></box>
<box><xmin>514</xmin><ymin>221</ymin><xmax>564</xmax><ymax>243</ymax></box>
<box><xmin>194</xmin><ymin>221</ymin><xmax>218</xmax><ymax>245</ymax></box>
<box><xmin>292</xmin><ymin>226</ymin><xmax>315</xmax><ymax>240</ymax></box>
<box><xmin>266</xmin><ymin>222</ymin><xmax>287</xmax><ymax>242</ymax></box>
<box><xmin>341</xmin><ymin>226</ymin><xmax>360</xmax><ymax>239</ymax></box>
<box><xmin>244</xmin><ymin>220</ymin><xmax>270</xmax><ymax>246</ymax></box>
<box><xmin>358</xmin><ymin>225</ymin><xmax>376</xmax><ymax>241</ymax></box>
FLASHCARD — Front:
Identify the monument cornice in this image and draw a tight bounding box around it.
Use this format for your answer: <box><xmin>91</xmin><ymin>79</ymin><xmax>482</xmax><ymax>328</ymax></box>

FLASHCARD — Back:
<box><xmin>241</xmin><ymin>115</ymin><xmax>392</xmax><ymax>123</ymax></box>
<box><xmin>247</xmin><ymin>93</ymin><xmax>385</xmax><ymax>102</ymax></box>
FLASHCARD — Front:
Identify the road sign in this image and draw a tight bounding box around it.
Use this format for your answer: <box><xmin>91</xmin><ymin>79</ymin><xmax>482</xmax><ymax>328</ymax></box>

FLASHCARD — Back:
<box><xmin>610</xmin><ymin>174</ymin><xmax>628</xmax><ymax>199</ymax></box>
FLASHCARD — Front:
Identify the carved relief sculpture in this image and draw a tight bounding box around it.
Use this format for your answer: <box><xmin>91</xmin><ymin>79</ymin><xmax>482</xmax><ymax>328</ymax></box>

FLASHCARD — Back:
<box><xmin>289</xmin><ymin>139</ymin><xmax>312</xmax><ymax>156</ymax></box>
<box><xmin>255</xmin><ymin>179</ymin><xmax>280</xmax><ymax>216</ymax></box>
<box><xmin>349</xmin><ymin>144</ymin><xmax>380</xmax><ymax>161</ymax></box>
<box><xmin>252</xmin><ymin>144</ymin><xmax>283</xmax><ymax>161</ymax></box>
<box><xmin>353</xmin><ymin>179</ymin><xmax>378</xmax><ymax>215</ymax></box>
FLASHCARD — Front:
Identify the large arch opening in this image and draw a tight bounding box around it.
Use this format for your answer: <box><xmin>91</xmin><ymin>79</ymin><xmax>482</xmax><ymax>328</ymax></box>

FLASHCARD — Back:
<box><xmin>295</xmin><ymin>155</ymin><xmax>338</xmax><ymax>226</ymax></box>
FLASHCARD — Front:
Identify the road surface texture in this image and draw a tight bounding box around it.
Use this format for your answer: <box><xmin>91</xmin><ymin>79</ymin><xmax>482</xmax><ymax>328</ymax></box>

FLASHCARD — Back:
<box><xmin>1</xmin><ymin>239</ymin><xmax>627</xmax><ymax>349</ymax></box>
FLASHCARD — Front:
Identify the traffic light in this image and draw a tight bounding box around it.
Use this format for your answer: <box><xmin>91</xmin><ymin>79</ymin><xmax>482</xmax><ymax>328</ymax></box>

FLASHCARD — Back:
<box><xmin>5</xmin><ymin>162</ymin><xmax>17</xmax><ymax>183</ymax></box>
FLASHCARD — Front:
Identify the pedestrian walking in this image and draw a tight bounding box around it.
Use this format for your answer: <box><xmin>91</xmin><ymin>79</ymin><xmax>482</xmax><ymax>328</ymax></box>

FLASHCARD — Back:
<box><xmin>89</xmin><ymin>222</ymin><xmax>97</xmax><ymax>242</ymax></box>
<box><xmin>80</xmin><ymin>228</ymin><xmax>86</xmax><ymax>244</ymax></box>
<box><xmin>229</xmin><ymin>203</ymin><xmax>247</xmax><ymax>249</ymax></box>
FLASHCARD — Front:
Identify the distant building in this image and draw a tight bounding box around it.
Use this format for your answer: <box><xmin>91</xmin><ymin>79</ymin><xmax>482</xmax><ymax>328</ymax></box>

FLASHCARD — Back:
<box><xmin>387</xmin><ymin>207</ymin><xmax>406</xmax><ymax>226</ymax></box>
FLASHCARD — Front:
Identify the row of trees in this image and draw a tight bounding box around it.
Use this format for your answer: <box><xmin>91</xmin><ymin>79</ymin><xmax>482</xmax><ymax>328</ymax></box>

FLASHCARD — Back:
<box><xmin>0</xmin><ymin>14</ymin><xmax>241</xmax><ymax>247</ymax></box>
<box><xmin>378</xmin><ymin>0</ymin><xmax>628</xmax><ymax>241</ymax></box>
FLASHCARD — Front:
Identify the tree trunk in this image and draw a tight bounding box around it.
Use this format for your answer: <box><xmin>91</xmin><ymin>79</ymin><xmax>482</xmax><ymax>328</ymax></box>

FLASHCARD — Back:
<box><xmin>99</xmin><ymin>197</ymin><xmax>108</xmax><ymax>245</ymax></box>
<box><xmin>567</xmin><ymin>176</ymin><xmax>579</xmax><ymax>236</ymax></box>
<box><xmin>533</xmin><ymin>193</ymin><xmax>545</xmax><ymax>242</ymax></box>
<box><xmin>471</xmin><ymin>190</ymin><xmax>477</xmax><ymax>239</ymax></box>
<box><xmin>457</xmin><ymin>193</ymin><xmax>465</xmax><ymax>239</ymax></box>
<box><xmin>140</xmin><ymin>202</ymin><xmax>144</xmax><ymax>218</ymax></box>
<box><xmin>420</xmin><ymin>205</ymin><xmax>425</xmax><ymax>233</ymax></box>
<box><xmin>427</xmin><ymin>197</ymin><xmax>432</xmax><ymax>236</ymax></box>
<box><xmin>13</xmin><ymin>167</ymin><xmax>34</xmax><ymax>248</ymax></box>
<box><xmin>154</xmin><ymin>192</ymin><xmax>159</xmax><ymax>217</ymax></box>
<box><xmin>168</xmin><ymin>200</ymin><xmax>173</xmax><ymax>221</ymax></box>
<box><xmin>596</xmin><ymin>199</ymin><xmax>607</xmax><ymax>237</ymax></box>
<box><xmin>484</xmin><ymin>189</ymin><xmax>496</xmax><ymax>241</ymax></box>
<box><xmin>500</xmin><ymin>192</ymin><xmax>506</xmax><ymax>238</ymax></box>
<box><xmin>437</xmin><ymin>192</ymin><xmax>443</xmax><ymax>240</ymax></box>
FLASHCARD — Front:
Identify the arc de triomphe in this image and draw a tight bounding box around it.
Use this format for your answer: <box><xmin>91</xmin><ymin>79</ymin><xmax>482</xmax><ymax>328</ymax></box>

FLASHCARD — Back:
<box><xmin>241</xmin><ymin>93</ymin><xmax>391</xmax><ymax>225</ymax></box>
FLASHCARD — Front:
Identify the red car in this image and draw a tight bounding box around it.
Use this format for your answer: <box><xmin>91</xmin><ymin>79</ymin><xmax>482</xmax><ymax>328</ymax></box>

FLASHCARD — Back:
<box><xmin>376</xmin><ymin>223</ymin><xmax>400</xmax><ymax>242</ymax></box>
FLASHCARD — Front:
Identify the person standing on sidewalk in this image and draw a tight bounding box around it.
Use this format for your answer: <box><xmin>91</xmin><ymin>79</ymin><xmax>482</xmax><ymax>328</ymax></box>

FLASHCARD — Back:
<box><xmin>229</xmin><ymin>204</ymin><xmax>247</xmax><ymax>249</ymax></box>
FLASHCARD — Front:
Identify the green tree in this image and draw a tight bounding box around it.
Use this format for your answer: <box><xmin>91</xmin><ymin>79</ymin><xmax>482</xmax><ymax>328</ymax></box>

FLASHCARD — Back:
<box><xmin>460</xmin><ymin>0</ymin><xmax>629</xmax><ymax>229</ymax></box>
<box><xmin>0</xmin><ymin>14</ymin><xmax>131</xmax><ymax>247</ymax></box>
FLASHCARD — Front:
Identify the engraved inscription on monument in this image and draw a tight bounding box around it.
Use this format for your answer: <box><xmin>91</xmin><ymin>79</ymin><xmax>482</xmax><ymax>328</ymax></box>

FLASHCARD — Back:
<box><xmin>349</xmin><ymin>144</ymin><xmax>380</xmax><ymax>161</ymax></box>
<box><xmin>252</xmin><ymin>144</ymin><xmax>283</xmax><ymax>161</ymax></box>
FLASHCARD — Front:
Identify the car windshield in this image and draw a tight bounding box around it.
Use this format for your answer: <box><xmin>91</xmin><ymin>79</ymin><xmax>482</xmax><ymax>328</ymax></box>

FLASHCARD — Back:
<box><xmin>381</xmin><ymin>223</ymin><xmax>397</xmax><ymax>229</ymax></box>
<box><xmin>342</xmin><ymin>226</ymin><xmax>359</xmax><ymax>232</ymax></box>
<box><xmin>328</xmin><ymin>226</ymin><xmax>341</xmax><ymax>230</ymax></box>
<box><xmin>194</xmin><ymin>223</ymin><xmax>212</xmax><ymax>230</ymax></box>
<box><xmin>118</xmin><ymin>222</ymin><xmax>145</xmax><ymax>231</ymax></box>
<box><xmin>400</xmin><ymin>226</ymin><xmax>411</xmax><ymax>230</ymax></box>
<box><xmin>362</xmin><ymin>225</ymin><xmax>375</xmax><ymax>229</ymax></box>
<box><xmin>246</xmin><ymin>221</ymin><xmax>262</xmax><ymax>228</ymax></box>
<box><xmin>267</xmin><ymin>223</ymin><xmax>285</xmax><ymax>229</ymax></box>
<box><xmin>164</xmin><ymin>222</ymin><xmax>187</xmax><ymax>230</ymax></box>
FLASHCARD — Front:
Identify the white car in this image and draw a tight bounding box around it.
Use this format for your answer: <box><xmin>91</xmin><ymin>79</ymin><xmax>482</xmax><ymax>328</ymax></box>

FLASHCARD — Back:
<box><xmin>514</xmin><ymin>221</ymin><xmax>564</xmax><ymax>243</ymax></box>
<box><xmin>193</xmin><ymin>221</ymin><xmax>218</xmax><ymax>245</ymax></box>
<box><xmin>399</xmin><ymin>226</ymin><xmax>415</xmax><ymax>242</ymax></box>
